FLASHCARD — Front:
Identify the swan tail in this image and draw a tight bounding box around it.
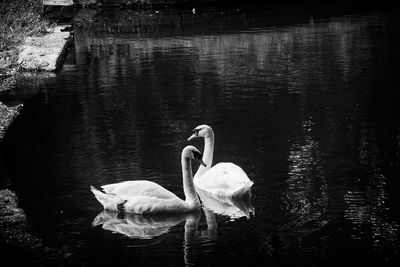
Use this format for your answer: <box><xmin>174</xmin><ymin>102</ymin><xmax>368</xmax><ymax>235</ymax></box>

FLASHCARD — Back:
<box><xmin>92</xmin><ymin>211</ymin><xmax>111</xmax><ymax>227</ymax></box>
<box><xmin>101</xmin><ymin>183</ymin><xmax>118</xmax><ymax>194</ymax></box>
<box><xmin>231</xmin><ymin>181</ymin><xmax>253</xmax><ymax>198</ymax></box>
<box><xmin>90</xmin><ymin>185</ymin><xmax>125</xmax><ymax>211</ymax></box>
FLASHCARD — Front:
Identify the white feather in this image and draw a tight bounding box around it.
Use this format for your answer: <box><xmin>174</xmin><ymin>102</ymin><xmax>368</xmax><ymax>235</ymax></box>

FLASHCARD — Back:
<box><xmin>90</xmin><ymin>146</ymin><xmax>202</xmax><ymax>214</ymax></box>
<box><xmin>190</xmin><ymin>125</ymin><xmax>254</xmax><ymax>198</ymax></box>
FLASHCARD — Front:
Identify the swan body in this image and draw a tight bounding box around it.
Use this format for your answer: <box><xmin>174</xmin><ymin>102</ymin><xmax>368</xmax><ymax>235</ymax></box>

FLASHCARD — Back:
<box><xmin>90</xmin><ymin>146</ymin><xmax>205</xmax><ymax>214</ymax></box>
<box><xmin>196</xmin><ymin>162</ymin><xmax>253</xmax><ymax>197</ymax></box>
<box><xmin>101</xmin><ymin>180</ymin><xmax>178</xmax><ymax>200</ymax></box>
<box><xmin>188</xmin><ymin>125</ymin><xmax>253</xmax><ymax>198</ymax></box>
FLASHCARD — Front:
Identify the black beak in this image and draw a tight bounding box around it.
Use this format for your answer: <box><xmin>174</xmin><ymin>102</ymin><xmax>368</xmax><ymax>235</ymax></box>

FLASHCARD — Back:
<box><xmin>197</xmin><ymin>158</ymin><xmax>207</xmax><ymax>167</ymax></box>
<box><xmin>193</xmin><ymin>151</ymin><xmax>207</xmax><ymax>167</ymax></box>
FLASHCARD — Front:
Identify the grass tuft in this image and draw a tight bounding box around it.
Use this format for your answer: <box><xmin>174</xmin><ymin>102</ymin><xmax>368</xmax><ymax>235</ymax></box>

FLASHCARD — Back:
<box><xmin>0</xmin><ymin>0</ymin><xmax>50</xmax><ymax>52</ymax></box>
<box><xmin>0</xmin><ymin>0</ymin><xmax>50</xmax><ymax>77</ymax></box>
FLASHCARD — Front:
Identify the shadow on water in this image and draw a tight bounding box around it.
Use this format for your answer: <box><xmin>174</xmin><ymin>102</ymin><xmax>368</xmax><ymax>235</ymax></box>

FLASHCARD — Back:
<box><xmin>1</xmin><ymin>4</ymin><xmax>400</xmax><ymax>266</ymax></box>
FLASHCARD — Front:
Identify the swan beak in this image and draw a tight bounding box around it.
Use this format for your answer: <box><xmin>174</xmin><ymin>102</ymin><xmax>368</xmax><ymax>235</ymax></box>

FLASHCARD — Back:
<box><xmin>193</xmin><ymin>151</ymin><xmax>207</xmax><ymax>167</ymax></box>
<box><xmin>187</xmin><ymin>134</ymin><xmax>197</xmax><ymax>141</ymax></box>
<box><xmin>193</xmin><ymin>150</ymin><xmax>206</xmax><ymax>167</ymax></box>
<box><xmin>197</xmin><ymin>159</ymin><xmax>207</xmax><ymax>167</ymax></box>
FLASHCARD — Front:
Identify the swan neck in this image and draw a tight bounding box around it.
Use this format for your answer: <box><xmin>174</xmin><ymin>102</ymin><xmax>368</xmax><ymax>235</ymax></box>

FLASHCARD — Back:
<box><xmin>182</xmin><ymin>157</ymin><xmax>200</xmax><ymax>206</ymax></box>
<box><xmin>195</xmin><ymin>131</ymin><xmax>214</xmax><ymax>179</ymax></box>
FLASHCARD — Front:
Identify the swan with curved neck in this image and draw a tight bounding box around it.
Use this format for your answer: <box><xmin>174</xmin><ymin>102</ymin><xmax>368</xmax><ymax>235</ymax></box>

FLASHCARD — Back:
<box><xmin>90</xmin><ymin>146</ymin><xmax>205</xmax><ymax>214</ymax></box>
<box><xmin>187</xmin><ymin>125</ymin><xmax>253</xmax><ymax>198</ymax></box>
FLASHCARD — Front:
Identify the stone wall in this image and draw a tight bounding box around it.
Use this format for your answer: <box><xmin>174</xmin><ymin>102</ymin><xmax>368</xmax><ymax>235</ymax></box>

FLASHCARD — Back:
<box><xmin>18</xmin><ymin>26</ymin><xmax>71</xmax><ymax>72</ymax></box>
<box><xmin>45</xmin><ymin>0</ymin><xmax>220</xmax><ymax>6</ymax></box>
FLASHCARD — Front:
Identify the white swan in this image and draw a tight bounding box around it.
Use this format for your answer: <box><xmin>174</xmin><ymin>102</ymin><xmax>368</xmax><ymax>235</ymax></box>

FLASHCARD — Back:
<box><xmin>187</xmin><ymin>125</ymin><xmax>253</xmax><ymax>198</ymax></box>
<box><xmin>90</xmin><ymin>145</ymin><xmax>206</xmax><ymax>214</ymax></box>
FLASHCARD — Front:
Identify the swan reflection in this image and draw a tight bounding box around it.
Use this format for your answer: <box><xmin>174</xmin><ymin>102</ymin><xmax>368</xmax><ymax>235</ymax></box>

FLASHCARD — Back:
<box><xmin>197</xmin><ymin>188</ymin><xmax>255</xmax><ymax>219</ymax></box>
<box><xmin>92</xmin><ymin>210</ymin><xmax>200</xmax><ymax>239</ymax></box>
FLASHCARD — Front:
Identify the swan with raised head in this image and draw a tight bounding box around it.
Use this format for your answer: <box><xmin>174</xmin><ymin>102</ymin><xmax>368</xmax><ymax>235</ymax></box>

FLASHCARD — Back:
<box><xmin>187</xmin><ymin>125</ymin><xmax>253</xmax><ymax>198</ymax></box>
<box><xmin>90</xmin><ymin>145</ymin><xmax>206</xmax><ymax>214</ymax></box>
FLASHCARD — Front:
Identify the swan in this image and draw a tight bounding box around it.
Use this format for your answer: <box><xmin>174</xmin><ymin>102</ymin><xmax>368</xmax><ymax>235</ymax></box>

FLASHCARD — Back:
<box><xmin>187</xmin><ymin>125</ymin><xmax>253</xmax><ymax>198</ymax></box>
<box><xmin>90</xmin><ymin>145</ymin><xmax>206</xmax><ymax>214</ymax></box>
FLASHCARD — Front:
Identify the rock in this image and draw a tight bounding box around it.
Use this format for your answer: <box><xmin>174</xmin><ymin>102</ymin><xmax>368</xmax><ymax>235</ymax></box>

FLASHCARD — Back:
<box><xmin>0</xmin><ymin>189</ymin><xmax>73</xmax><ymax>265</ymax></box>
<box><xmin>0</xmin><ymin>102</ymin><xmax>22</xmax><ymax>140</ymax></box>
<box><xmin>18</xmin><ymin>26</ymin><xmax>72</xmax><ymax>72</ymax></box>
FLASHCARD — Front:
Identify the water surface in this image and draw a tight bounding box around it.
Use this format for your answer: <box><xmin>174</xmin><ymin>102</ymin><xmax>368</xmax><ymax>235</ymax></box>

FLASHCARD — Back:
<box><xmin>1</xmin><ymin>6</ymin><xmax>400</xmax><ymax>266</ymax></box>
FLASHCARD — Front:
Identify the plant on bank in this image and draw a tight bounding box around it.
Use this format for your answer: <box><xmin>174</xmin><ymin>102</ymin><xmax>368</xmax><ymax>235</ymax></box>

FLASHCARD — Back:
<box><xmin>0</xmin><ymin>0</ymin><xmax>49</xmax><ymax>56</ymax></box>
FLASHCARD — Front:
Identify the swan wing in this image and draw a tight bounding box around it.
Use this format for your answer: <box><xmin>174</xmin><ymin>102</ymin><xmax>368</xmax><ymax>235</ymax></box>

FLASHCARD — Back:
<box><xmin>195</xmin><ymin>163</ymin><xmax>253</xmax><ymax>197</ymax></box>
<box><xmin>101</xmin><ymin>180</ymin><xmax>179</xmax><ymax>200</ymax></box>
<box><xmin>196</xmin><ymin>162</ymin><xmax>252</xmax><ymax>188</ymax></box>
<box><xmin>123</xmin><ymin>195</ymin><xmax>191</xmax><ymax>214</ymax></box>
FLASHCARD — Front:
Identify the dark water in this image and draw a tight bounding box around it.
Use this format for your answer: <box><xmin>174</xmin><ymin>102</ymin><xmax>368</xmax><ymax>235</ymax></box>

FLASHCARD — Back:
<box><xmin>1</xmin><ymin>6</ymin><xmax>400</xmax><ymax>266</ymax></box>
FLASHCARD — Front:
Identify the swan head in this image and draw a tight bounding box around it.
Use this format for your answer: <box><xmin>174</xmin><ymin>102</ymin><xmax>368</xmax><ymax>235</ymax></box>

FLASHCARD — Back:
<box><xmin>183</xmin><ymin>145</ymin><xmax>207</xmax><ymax>167</ymax></box>
<box><xmin>187</xmin><ymin>125</ymin><xmax>213</xmax><ymax>141</ymax></box>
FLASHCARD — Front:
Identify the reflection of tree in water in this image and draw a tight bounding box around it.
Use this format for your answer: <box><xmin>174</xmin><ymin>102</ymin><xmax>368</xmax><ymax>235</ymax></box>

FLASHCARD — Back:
<box><xmin>259</xmin><ymin>121</ymin><xmax>329</xmax><ymax>263</ymax></box>
<box><xmin>344</xmin><ymin>121</ymin><xmax>400</xmax><ymax>260</ymax></box>
<box><xmin>283</xmin><ymin>73</ymin><xmax>399</xmax><ymax>267</ymax></box>
<box><xmin>254</xmin><ymin>14</ymin><xmax>399</xmax><ymax>263</ymax></box>
<box><xmin>271</xmin><ymin>114</ymin><xmax>399</xmax><ymax>263</ymax></box>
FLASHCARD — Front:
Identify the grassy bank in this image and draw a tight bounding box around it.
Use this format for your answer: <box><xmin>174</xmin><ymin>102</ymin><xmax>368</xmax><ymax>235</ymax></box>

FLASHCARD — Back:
<box><xmin>0</xmin><ymin>2</ymin><xmax>56</xmax><ymax>262</ymax></box>
<box><xmin>0</xmin><ymin>0</ymin><xmax>51</xmax><ymax>140</ymax></box>
<box><xmin>0</xmin><ymin>0</ymin><xmax>50</xmax><ymax>76</ymax></box>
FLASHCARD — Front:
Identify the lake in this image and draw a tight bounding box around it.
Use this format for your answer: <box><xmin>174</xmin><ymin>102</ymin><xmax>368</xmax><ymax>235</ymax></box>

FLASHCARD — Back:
<box><xmin>1</xmin><ymin>4</ymin><xmax>400</xmax><ymax>266</ymax></box>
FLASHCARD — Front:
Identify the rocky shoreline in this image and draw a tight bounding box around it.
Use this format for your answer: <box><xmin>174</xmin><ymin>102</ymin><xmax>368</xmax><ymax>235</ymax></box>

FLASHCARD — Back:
<box><xmin>0</xmin><ymin>189</ymin><xmax>74</xmax><ymax>266</ymax></box>
<box><xmin>18</xmin><ymin>26</ymin><xmax>71</xmax><ymax>72</ymax></box>
<box><xmin>0</xmin><ymin>102</ymin><xmax>22</xmax><ymax>140</ymax></box>
<box><xmin>0</xmin><ymin>25</ymin><xmax>71</xmax><ymax>141</ymax></box>
<box><xmin>0</xmin><ymin>22</ymin><xmax>72</xmax><ymax>266</ymax></box>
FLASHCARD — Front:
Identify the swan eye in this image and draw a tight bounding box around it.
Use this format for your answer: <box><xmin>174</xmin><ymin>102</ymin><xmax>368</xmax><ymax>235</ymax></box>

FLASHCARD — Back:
<box><xmin>192</xmin><ymin>129</ymin><xmax>200</xmax><ymax>136</ymax></box>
